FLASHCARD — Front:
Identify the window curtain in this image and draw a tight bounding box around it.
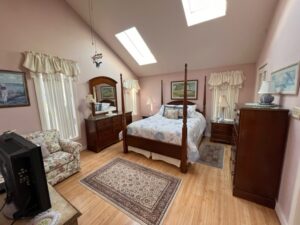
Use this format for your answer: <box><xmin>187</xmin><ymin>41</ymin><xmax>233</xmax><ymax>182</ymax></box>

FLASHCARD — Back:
<box><xmin>23</xmin><ymin>51</ymin><xmax>80</xmax><ymax>79</ymax></box>
<box><xmin>123</xmin><ymin>80</ymin><xmax>140</xmax><ymax>116</ymax></box>
<box><xmin>208</xmin><ymin>71</ymin><xmax>245</xmax><ymax>120</ymax></box>
<box><xmin>23</xmin><ymin>51</ymin><xmax>80</xmax><ymax>139</ymax></box>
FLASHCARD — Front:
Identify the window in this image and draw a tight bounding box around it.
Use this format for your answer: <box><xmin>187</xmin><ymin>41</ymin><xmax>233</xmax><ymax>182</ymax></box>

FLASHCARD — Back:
<box><xmin>32</xmin><ymin>73</ymin><xmax>79</xmax><ymax>139</ymax></box>
<box><xmin>115</xmin><ymin>27</ymin><xmax>157</xmax><ymax>65</ymax></box>
<box><xmin>123</xmin><ymin>80</ymin><xmax>140</xmax><ymax>116</ymax></box>
<box><xmin>181</xmin><ymin>0</ymin><xmax>227</xmax><ymax>26</ymax></box>
<box><xmin>208</xmin><ymin>71</ymin><xmax>245</xmax><ymax>120</ymax></box>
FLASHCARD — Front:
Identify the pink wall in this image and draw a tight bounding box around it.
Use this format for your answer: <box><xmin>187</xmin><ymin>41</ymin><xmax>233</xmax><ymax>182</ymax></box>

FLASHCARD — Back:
<box><xmin>0</xmin><ymin>0</ymin><xmax>136</xmax><ymax>145</ymax></box>
<box><xmin>139</xmin><ymin>63</ymin><xmax>256</xmax><ymax>131</ymax></box>
<box><xmin>256</xmin><ymin>0</ymin><xmax>300</xmax><ymax>223</ymax></box>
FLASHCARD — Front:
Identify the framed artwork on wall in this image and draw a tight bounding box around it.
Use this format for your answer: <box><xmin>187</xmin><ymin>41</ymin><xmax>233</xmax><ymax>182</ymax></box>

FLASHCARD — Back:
<box><xmin>100</xmin><ymin>86</ymin><xmax>115</xmax><ymax>99</ymax></box>
<box><xmin>171</xmin><ymin>80</ymin><xmax>198</xmax><ymax>100</ymax></box>
<box><xmin>0</xmin><ymin>70</ymin><xmax>30</xmax><ymax>108</ymax></box>
<box><xmin>271</xmin><ymin>63</ymin><xmax>299</xmax><ymax>95</ymax></box>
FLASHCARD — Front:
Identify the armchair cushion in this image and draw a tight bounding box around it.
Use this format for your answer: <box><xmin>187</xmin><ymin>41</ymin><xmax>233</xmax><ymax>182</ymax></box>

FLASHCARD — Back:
<box><xmin>43</xmin><ymin>151</ymin><xmax>74</xmax><ymax>173</ymax></box>
<box><xmin>30</xmin><ymin>137</ymin><xmax>50</xmax><ymax>158</ymax></box>
<box><xmin>59</xmin><ymin>139</ymin><xmax>82</xmax><ymax>154</ymax></box>
<box><xmin>24</xmin><ymin>130</ymin><xmax>61</xmax><ymax>154</ymax></box>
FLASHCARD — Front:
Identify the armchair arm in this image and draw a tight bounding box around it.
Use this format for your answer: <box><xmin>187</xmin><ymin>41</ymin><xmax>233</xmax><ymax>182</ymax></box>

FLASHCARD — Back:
<box><xmin>59</xmin><ymin>139</ymin><xmax>82</xmax><ymax>156</ymax></box>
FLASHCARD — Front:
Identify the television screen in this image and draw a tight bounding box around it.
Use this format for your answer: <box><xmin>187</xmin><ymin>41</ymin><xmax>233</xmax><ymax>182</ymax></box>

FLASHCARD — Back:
<box><xmin>0</xmin><ymin>132</ymin><xmax>51</xmax><ymax>219</ymax></box>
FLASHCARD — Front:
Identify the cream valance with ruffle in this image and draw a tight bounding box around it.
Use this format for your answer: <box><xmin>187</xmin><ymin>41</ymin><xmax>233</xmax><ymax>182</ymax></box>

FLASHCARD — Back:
<box><xmin>208</xmin><ymin>71</ymin><xmax>245</xmax><ymax>88</ymax></box>
<box><xmin>123</xmin><ymin>79</ymin><xmax>140</xmax><ymax>91</ymax></box>
<box><xmin>23</xmin><ymin>51</ymin><xmax>80</xmax><ymax>78</ymax></box>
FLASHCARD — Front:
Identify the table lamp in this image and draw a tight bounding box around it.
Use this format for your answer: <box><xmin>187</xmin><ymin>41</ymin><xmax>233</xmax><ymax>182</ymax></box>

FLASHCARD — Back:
<box><xmin>258</xmin><ymin>81</ymin><xmax>274</xmax><ymax>105</ymax></box>
<box><xmin>219</xmin><ymin>95</ymin><xmax>229</xmax><ymax>121</ymax></box>
<box><xmin>146</xmin><ymin>97</ymin><xmax>153</xmax><ymax>115</ymax></box>
<box><xmin>85</xmin><ymin>94</ymin><xmax>96</xmax><ymax>118</ymax></box>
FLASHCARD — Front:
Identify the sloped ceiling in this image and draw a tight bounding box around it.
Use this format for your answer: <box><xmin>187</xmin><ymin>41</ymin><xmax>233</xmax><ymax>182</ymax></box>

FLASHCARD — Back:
<box><xmin>66</xmin><ymin>0</ymin><xmax>278</xmax><ymax>77</ymax></box>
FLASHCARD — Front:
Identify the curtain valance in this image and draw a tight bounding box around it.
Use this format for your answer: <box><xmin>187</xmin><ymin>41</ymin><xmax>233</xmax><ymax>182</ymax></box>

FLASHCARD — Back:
<box><xmin>208</xmin><ymin>71</ymin><xmax>245</xmax><ymax>88</ymax></box>
<box><xmin>123</xmin><ymin>80</ymin><xmax>140</xmax><ymax>91</ymax></box>
<box><xmin>23</xmin><ymin>51</ymin><xmax>80</xmax><ymax>78</ymax></box>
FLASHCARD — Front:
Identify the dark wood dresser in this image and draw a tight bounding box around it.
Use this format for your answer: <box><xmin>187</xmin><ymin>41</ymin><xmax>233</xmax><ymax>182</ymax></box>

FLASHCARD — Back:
<box><xmin>210</xmin><ymin>120</ymin><xmax>234</xmax><ymax>144</ymax></box>
<box><xmin>231</xmin><ymin>106</ymin><xmax>289</xmax><ymax>208</ymax></box>
<box><xmin>85</xmin><ymin>112</ymin><xmax>132</xmax><ymax>152</ymax></box>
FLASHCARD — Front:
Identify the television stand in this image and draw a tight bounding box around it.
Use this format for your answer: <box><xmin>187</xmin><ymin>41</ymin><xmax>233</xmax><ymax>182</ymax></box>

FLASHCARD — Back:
<box><xmin>0</xmin><ymin>184</ymin><xmax>81</xmax><ymax>225</ymax></box>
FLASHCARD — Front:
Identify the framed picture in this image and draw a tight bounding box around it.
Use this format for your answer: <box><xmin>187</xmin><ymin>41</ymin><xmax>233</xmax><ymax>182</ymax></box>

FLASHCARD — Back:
<box><xmin>0</xmin><ymin>70</ymin><xmax>30</xmax><ymax>108</ymax></box>
<box><xmin>171</xmin><ymin>80</ymin><xmax>198</xmax><ymax>100</ymax></box>
<box><xmin>271</xmin><ymin>63</ymin><xmax>300</xmax><ymax>94</ymax></box>
<box><xmin>100</xmin><ymin>86</ymin><xmax>115</xmax><ymax>99</ymax></box>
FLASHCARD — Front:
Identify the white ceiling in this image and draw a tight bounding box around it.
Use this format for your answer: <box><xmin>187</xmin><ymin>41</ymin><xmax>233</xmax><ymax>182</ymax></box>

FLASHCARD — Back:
<box><xmin>66</xmin><ymin>0</ymin><xmax>278</xmax><ymax>77</ymax></box>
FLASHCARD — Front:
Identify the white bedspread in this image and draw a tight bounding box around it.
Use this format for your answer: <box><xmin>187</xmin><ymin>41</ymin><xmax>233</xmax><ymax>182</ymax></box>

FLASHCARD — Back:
<box><xmin>126</xmin><ymin>112</ymin><xmax>206</xmax><ymax>162</ymax></box>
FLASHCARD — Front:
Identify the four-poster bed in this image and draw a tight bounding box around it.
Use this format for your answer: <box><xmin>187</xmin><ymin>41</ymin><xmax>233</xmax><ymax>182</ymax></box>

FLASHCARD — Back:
<box><xmin>120</xmin><ymin>64</ymin><xmax>207</xmax><ymax>173</ymax></box>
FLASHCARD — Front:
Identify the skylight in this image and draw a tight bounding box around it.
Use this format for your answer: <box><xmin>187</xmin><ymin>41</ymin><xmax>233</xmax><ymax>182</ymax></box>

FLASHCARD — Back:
<box><xmin>115</xmin><ymin>27</ymin><xmax>157</xmax><ymax>65</ymax></box>
<box><xmin>181</xmin><ymin>0</ymin><xmax>227</xmax><ymax>26</ymax></box>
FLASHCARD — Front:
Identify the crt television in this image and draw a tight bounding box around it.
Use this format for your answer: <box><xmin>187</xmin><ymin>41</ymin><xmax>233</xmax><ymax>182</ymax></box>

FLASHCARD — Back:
<box><xmin>0</xmin><ymin>132</ymin><xmax>51</xmax><ymax>219</ymax></box>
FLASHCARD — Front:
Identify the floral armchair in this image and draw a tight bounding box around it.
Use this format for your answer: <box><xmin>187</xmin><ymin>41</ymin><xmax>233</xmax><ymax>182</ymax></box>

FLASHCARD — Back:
<box><xmin>24</xmin><ymin>130</ymin><xmax>81</xmax><ymax>185</ymax></box>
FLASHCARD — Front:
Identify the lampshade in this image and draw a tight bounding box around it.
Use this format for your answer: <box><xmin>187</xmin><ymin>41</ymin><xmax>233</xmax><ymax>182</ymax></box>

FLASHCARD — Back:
<box><xmin>146</xmin><ymin>97</ymin><xmax>153</xmax><ymax>105</ymax></box>
<box><xmin>219</xmin><ymin>95</ymin><xmax>229</xmax><ymax>108</ymax></box>
<box><xmin>85</xmin><ymin>94</ymin><xmax>96</xmax><ymax>104</ymax></box>
<box><xmin>258</xmin><ymin>81</ymin><xmax>274</xmax><ymax>94</ymax></box>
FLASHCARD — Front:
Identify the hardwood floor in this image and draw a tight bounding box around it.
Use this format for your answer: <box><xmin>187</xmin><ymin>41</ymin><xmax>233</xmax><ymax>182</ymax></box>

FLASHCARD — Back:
<box><xmin>55</xmin><ymin>141</ymin><xmax>280</xmax><ymax>225</ymax></box>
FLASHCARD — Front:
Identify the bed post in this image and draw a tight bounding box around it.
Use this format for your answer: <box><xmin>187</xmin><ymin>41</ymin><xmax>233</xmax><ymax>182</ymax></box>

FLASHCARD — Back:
<box><xmin>161</xmin><ymin>80</ymin><xmax>164</xmax><ymax>105</ymax></box>
<box><xmin>180</xmin><ymin>64</ymin><xmax>188</xmax><ymax>173</ymax></box>
<box><xmin>120</xmin><ymin>74</ymin><xmax>128</xmax><ymax>153</ymax></box>
<box><xmin>203</xmin><ymin>76</ymin><xmax>207</xmax><ymax>117</ymax></box>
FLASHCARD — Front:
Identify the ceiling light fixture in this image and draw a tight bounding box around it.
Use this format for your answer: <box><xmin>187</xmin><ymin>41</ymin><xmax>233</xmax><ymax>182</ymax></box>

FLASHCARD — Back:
<box><xmin>181</xmin><ymin>0</ymin><xmax>227</xmax><ymax>26</ymax></box>
<box><xmin>115</xmin><ymin>27</ymin><xmax>157</xmax><ymax>66</ymax></box>
<box><xmin>89</xmin><ymin>0</ymin><xmax>103</xmax><ymax>68</ymax></box>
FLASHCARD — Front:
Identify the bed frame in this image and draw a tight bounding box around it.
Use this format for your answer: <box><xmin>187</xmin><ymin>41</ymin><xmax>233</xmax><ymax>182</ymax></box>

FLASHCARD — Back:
<box><xmin>120</xmin><ymin>64</ymin><xmax>207</xmax><ymax>173</ymax></box>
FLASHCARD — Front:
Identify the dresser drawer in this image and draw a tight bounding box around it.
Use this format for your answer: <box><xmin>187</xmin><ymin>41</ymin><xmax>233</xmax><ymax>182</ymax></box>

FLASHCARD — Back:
<box><xmin>112</xmin><ymin>116</ymin><xmax>122</xmax><ymax>126</ymax></box>
<box><xmin>211</xmin><ymin>134</ymin><xmax>232</xmax><ymax>144</ymax></box>
<box><xmin>211</xmin><ymin>121</ymin><xmax>234</xmax><ymax>144</ymax></box>
<box><xmin>97</xmin><ymin>118</ymin><xmax>112</xmax><ymax>130</ymax></box>
<box><xmin>85</xmin><ymin>112</ymin><xmax>133</xmax><ymax>153</ymax></box>
<box><xmin>211</xmin><ymin>123</ymin><xmax>232</xmax><ymax>132</ymax></box>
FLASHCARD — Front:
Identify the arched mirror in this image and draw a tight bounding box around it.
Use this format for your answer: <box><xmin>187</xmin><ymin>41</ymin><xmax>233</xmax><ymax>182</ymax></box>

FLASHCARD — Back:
<box><xmin>89</xmin><ymin>76</ymin><xmax>118</xmax><ymax>116</ymax></box>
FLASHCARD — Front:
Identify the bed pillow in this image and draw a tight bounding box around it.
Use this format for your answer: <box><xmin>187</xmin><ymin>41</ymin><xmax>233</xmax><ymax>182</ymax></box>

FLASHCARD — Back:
<box><xmin>31</xmin><ymin>137</ymin><xmax>50</xmax><ymax>158</ymax></box>
<box><xmin>163</xmin><ymin>105</ymin><xmax>175</xmax><ymax>116</ymax></box>
<box><xmin>171</xmin><ymin>105</ymin><xmax>197</xmax><ymax>118</ymax></box>
<box><xmin>164</xmin><ymin>109</ymin><xmax>179</xmax><ymax>119</ymax></box>
<box><xmin>158</xmin><ymin>105</ymin><xmax>165</xmax><ymax>115</ymax></box>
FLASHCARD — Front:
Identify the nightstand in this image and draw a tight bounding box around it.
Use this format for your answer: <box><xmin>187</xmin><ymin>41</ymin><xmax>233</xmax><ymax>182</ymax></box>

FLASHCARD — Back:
<box><xmin>210</xmin><ymin>120</ymin><xmax>234</xmax><ymax>144</ymax></box>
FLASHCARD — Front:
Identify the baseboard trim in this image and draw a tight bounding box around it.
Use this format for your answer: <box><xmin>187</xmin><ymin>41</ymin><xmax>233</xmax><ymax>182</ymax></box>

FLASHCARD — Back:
<box><xmin>275</xmin><ymin>203</ymin><xmax>288</xmax><ymax>225</ymax></box>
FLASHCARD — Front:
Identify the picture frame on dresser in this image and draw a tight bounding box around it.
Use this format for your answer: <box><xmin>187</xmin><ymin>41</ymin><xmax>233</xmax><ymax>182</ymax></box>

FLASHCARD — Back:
<box><xmin>0</xmin><ymin>70</ymin><xmax>30</xmax><ymax>108</ymax></box>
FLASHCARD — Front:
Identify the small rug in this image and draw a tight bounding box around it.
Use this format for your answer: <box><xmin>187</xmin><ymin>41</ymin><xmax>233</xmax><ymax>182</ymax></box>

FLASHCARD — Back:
<box><xmin>80</xmin><ymin>158</ymin><xmax>181</xmax><ymax>225</ymax></box>
<box><xmin>197</xmin><ymin>143</ymin><xmax>224</xmax><ymax>169</ymax></box>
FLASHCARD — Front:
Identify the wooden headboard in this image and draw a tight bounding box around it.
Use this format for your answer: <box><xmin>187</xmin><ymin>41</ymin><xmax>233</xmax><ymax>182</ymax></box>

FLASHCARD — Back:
<box><xmin>166</xmin><ymin>100</ymin><xmax>203</xmax><ymax>115</ymax></box>
<box><xmin>161</xmin><ymin>77</ymin><xmax>206</xmax><ymax>118</ymax></box>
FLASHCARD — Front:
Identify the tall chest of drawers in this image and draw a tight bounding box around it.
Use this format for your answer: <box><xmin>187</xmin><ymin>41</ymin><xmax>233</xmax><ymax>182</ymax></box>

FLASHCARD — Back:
<box><xmin>85</xmin><ymin>112</ymin><xmax>132</xmax><ymax>152</ymax></box>
<box><xmin>231</xmin><ymin>107</ymin><xmax>289</xmax><ymax>208</ymax></box>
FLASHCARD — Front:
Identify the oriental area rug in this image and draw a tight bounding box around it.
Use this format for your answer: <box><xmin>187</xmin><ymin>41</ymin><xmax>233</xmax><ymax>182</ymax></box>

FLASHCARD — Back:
<box><xmin>80</xmin><ymin>158</ymin><xmax>181</xmax><ymax>225</ymax></box>
<box><xmin>197</xmin><ymin>143</ymin><xmax>225</xmax><ymax>169</ymax></box>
